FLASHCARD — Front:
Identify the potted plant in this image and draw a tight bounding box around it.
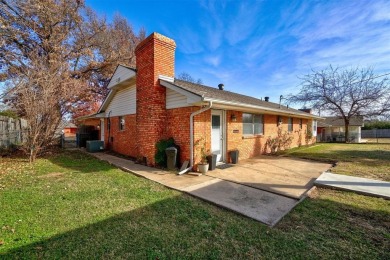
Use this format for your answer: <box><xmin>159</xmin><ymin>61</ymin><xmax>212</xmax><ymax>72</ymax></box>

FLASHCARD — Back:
<box><xmin>195</xmin><ymin>138</ymin><xmax>209</xmax><ymax>174</ymax></box>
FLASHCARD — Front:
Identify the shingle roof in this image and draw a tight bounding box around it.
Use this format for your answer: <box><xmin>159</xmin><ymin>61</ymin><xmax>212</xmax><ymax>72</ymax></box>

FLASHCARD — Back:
<box><xmin>320</xmin><ymin>116</ymin><xmax>364</xmax><ymax>127</ymax></box>
<box><xmin>166</xmin><ymin>79</ymin><xmax>316</xmax><ymax>118</ymax></box>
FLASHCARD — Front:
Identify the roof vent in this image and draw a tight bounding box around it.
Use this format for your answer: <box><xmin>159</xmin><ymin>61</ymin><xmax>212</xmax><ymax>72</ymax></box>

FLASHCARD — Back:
<box><xmin>218</xmin><ymin>83</ymin><xmax>224</xmax><ymax>90</ymax></box>
<box><xmin>264</xmin><ymin>96</ymin><xmax>269</xmax><ymax>102</ymax></box>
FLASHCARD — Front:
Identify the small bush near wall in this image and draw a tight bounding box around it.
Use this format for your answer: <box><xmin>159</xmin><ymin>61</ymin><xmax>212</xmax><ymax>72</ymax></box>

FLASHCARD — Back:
<box><xmin>264</xmin><ymin>126</ymin><xmax>294</xmax><ymax>154</ymax></box>
<box><xmin>155</xmin><ymin>138</ymin><xmax>175</xmax><ymax>168</ymax></box>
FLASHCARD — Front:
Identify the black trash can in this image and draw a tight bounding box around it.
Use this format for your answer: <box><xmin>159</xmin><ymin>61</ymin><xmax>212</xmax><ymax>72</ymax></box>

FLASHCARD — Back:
<box><xmin>165</xmin><ymin>147</ymin><xmax>177</xmax><ymax>170</ymax></box>
<box><xmin>207</xmin><ymin>154</ymin><xmax>217</xmax><ymax>171</ymax></box>
<box><xmin>230</xmin><ymin>150</ymin><xmax>239</xmax><ymax>164</ymax></box>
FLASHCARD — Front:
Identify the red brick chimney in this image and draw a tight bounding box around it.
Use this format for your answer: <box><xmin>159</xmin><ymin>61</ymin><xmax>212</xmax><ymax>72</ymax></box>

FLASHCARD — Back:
<box><xmin>135</xmin><ymin>33</ymin><xmax>176</xmax><ymax>165</ymax></box>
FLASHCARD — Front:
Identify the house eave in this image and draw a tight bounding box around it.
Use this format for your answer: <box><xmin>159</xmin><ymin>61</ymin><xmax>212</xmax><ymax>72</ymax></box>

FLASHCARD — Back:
<box><xmin>202</xmin><ymin>97</ymin><xmax>323</xmax><ymax>120</ymax></box>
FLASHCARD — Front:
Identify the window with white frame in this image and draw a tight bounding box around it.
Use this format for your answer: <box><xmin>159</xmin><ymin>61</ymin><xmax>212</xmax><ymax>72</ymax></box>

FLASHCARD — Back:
<box><xmin>288</xmin><ymin>117</ymin><xmax>293</xmax><ymax>132</ymax></box>
<box><xmin>299</xmin><ymin>119</ymin><xmax>303</xmax><ymax>129</ymax></box>
<box><xmin>243</xmin><ymin>113</ymin><xmax>264</xmax><ymax>135</ymax></box>
<box><xmin>119</xmin><ymin>116</ymin><xmax>125</xmax><ymax>131</ymax></box>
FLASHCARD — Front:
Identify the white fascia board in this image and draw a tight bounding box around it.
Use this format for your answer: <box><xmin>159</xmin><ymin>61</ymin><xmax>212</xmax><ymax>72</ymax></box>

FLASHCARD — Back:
<box><xmin>160</xmin><ymin>80</ymin><xmax>203</xmax><ymax>104</ymax></box>
<box><xmin>98</xmin><ymin>89</ymin><xmax>116</xmax><ymax>113</ymax></box>
<box><xmin>75</xmin><ymin>112</ymin><xmax>105</xmax><ymax>120</ymax></box>
<box><xmin>107</xmin><ymin>65</ymin><xmax>136</xmax><ymax>89</ymax></box>
<box><xmin>203</xmin><ymin>97</ymin><xmax>323</xmax><ymax>120</ymax></box>
<box><xmin>95</xmin><ymin>112</ymin><xmax>106</xmax><ymax>118</ymax></box>
<box><xmin>158</xmin><ymin>75</ymin><xmax>174</xmax><ymax>82</ymax></box>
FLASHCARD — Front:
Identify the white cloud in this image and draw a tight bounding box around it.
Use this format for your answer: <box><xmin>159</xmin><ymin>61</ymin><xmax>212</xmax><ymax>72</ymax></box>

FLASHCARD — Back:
<box><xmin>225</xmin><ymin>1</ymin><xmax>261</xmax><ymax>45</ymax></box>
<box><xmin>204</xmin><ymin>55</ymin><xmax>221</xmax><ymax>67</ymax></box>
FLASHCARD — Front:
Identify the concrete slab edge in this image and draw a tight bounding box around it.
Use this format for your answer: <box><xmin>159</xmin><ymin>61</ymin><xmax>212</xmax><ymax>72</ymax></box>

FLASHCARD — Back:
<box><xmin>271</xmin><ymin>187</ymin><xmax>314</xmax><ymax>227</ymax></box>
<box><xmin>314</xmin><ymin>183</ymin><xmax>390</xmax><ymax>200</ymax></box>
<box><xmin>205</xmin><ymin>174</ymin><xmax>301</xmax><ymax>200</ymax></box>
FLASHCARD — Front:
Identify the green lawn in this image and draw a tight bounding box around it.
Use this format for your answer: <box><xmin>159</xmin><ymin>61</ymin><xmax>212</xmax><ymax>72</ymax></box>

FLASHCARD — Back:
<box><xmin>1</xmin><ymin>149</ymin><xmax>389</xmax><ymax>259</ymax></box>
<box><xmin>282</xmin><ymin>143</ymin><xmax>390</xmax><ymax>181</ymax></box>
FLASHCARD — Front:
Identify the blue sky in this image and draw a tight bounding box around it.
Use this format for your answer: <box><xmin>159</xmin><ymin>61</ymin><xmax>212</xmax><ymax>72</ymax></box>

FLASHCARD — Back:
<box><xmin>88</xmin><ymin>0</ymin><xmax>390</xmax><ymax>105</ymax></box>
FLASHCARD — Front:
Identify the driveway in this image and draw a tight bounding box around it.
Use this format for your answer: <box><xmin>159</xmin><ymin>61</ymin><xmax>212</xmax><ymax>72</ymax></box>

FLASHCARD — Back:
<box><xmin>207</xmin><ymin>156</ymin><xmax>332</xmax><ymax>199</ymax></box>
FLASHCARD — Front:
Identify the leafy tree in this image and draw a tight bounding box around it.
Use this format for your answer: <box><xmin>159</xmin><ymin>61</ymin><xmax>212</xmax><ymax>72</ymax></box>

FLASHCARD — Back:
<box><xmin>0</xmin><ymin>0</ymin><xmax>144</xmax><ymax>161</ymax></box>
<box><xmin>177</xmin><ymin>72</ymin><xmax>203</xmax><ymax>85</ymax></box>
<box><xmin>289</xmin><ymin>66</ymin><xmax>390</xmax><ymax>142</ymax></box>
<box><xmin>0</xmin><ymin>109</ymin><xmax>18</xmax><ymax>118</ymax></box>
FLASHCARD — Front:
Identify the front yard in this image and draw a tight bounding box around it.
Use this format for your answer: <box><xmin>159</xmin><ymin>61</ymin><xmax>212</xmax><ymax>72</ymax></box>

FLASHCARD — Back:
<box><xmin>0</xmin><ymin>146</ymin><xmax>389</xmax><ymax>259</ymax></box>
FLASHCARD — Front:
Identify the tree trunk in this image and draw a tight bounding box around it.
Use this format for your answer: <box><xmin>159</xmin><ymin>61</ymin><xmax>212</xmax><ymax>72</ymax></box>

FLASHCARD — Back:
<box><xmin>344</xmin><ymin>119</ymin><xmax>350</xmax><ymax>143</ymax></box>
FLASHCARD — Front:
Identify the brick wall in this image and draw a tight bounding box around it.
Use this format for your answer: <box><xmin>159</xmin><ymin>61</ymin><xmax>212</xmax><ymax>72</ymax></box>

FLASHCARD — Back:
<box><xmin>165</xmin><ymin>106</ymin><xmax>194</xmax><ymax>164</ymax></box>
<box><xmin>104</xmin><ymin>115</ymin><xmax>137</xmax><ymax>158</ymax></box>
<box><xmin>165</xmin><ymin>106</ymin><xmax>212</xmax><ymax>167</ymax></box>
<box><xmin>193</xmin><ymin>109</ymin><xmax>211</xmax><ymax>166</ymax></box>
<box><xmin>226</xmin><ymin>110</ymin><xmax>315</xmax><ymax>161</ymax></box>
<box><xmin>135</xmin><ymin>33</ymin><xmax>176</xmax><ymax>166</ymax></box>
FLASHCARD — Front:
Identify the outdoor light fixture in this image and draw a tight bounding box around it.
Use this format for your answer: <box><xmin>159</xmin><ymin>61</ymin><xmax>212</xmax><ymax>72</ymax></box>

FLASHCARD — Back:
<box><xmin>231</xmin><ymin>114</ymin><xmax>237</xmax><ymax>122</ymax></box>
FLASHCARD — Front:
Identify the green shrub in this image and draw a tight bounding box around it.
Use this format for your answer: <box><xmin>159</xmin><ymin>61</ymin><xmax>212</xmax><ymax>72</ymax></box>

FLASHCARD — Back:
<box><xmin>362</xmin><ymin>121</ymin><xmax>390</xmax><ymax>130</ymax></box>
<box><xmin>155</xmin><ymin>138</ymin><xmax>175</xmax><ymax>167</ymax></box>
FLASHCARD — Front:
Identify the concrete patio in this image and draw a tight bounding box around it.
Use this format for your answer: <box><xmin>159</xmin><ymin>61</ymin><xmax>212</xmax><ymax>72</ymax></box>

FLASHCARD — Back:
<box><xmin>90</xmin><ymin>152</ymin><xmax>332</xmax><ymax>226</ymax></box>
<box><xmin>207</xmin><ymin>156</ymin><xmax>332</xmax><ymax>199</ymax></box>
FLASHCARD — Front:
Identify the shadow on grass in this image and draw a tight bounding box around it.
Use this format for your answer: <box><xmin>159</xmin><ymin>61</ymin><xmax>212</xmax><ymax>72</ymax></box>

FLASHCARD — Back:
<box><xmin>46</xmin><ymin>150</ymin><xmax>115</xmax><ymax>174</ymax></box>
<box><xmin>1</xmin><ymin>192</ymin><xmax>390</xmax><ymax>259</ymax></box>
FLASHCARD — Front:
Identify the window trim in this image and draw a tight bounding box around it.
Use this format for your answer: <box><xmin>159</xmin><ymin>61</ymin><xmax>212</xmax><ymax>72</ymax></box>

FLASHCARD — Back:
<box><xmin>243</xmin><ymin>113</ymin><xmax>264</xmax><ymax>136</ymax></box>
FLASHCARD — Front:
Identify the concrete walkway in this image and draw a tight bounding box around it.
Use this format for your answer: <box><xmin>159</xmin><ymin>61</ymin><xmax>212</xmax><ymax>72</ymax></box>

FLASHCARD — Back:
<box><xmin>315</xmin><ymin>172</ymin><xmax>390</xmax><ymax>199</ymax></box>
<box><xmin>91</xmin><ymin>152</ymin><xmax>299</xmax><ymax>226</ymax></box>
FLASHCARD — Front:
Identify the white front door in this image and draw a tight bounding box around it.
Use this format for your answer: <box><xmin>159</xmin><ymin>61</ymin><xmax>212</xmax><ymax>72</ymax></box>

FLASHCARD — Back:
<box><xmin>211</xmin><ymin>110</ymin><xmax>224</xmax><ymax>162</ymax></box>
<box><xmin>100</xmin><ymin>119</ymin><xmax>105</xmax><ymax>141</ymax></box>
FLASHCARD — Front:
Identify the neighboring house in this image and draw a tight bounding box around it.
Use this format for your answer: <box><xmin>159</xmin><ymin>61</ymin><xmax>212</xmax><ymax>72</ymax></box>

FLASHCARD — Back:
<box><xmin>56</xmin><ymin>121</ymin><xmax>77</xmax><ymax>138</ymax></box>
<box><xmin>83</xmin><ymin>32</ymin><xmax>322</xmax><ymax>168</ymax></box>
<box><xmin>63</xmin><ymin>122</ymin><xmax>77</xmax><ymax>137</ymax></box>
<box><xmin>317</xmin><ymin>116</ymin><xmax>364</xmax><ymax>143</ymax></box>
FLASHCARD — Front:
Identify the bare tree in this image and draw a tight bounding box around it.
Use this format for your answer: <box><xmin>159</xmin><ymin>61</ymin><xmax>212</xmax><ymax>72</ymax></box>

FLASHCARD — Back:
<box><xmin>289</xmin><ymin>66</ymin><xmax>390</xmax><ymax>142</ymax></box>
<box><xmin>70</xmin><ymin>14</ymin><xmax>145</xmax><ymax>118</ymax></box>
<box><xmin>177</xmin><ymin>72</ymin><xmax>203</xmax><ymax>85</ymax></box>
<box><xmin>0</xmin><ymin>0</ymin><xmax>144</xmax><ymax>161</ymax></box>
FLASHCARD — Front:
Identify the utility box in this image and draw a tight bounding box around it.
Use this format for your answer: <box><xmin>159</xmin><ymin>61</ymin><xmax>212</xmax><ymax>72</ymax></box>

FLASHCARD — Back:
<box><xmin>165</xmin><ymin>146</ymin><xmax>178</xmax><ymax>170</ymax></box>
<box><xmin>86</xmin><ymin>140</ymin><xmax>104</xmax><ymax>153</ymax></box>
<box><xmin>230</xmin><ymin>150</ymin><xmax>239</xmax><ymax>164</ymax></box>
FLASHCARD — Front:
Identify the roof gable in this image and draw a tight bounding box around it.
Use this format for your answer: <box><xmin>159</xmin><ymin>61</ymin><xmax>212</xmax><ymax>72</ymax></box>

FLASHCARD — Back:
<box><xmin>107</xmin><ymin>65</ymin><xmax>136</xmax><ymax>89</ymax></box>
<box><xmin>98</xmin><ymin>65</ymin><xmax>136</xmax><ymax>113</ymax></box>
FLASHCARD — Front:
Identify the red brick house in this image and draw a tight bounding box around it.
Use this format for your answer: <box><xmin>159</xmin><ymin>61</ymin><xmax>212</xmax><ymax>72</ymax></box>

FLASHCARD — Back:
<box><xmin>90</xmin><ymin>32</ymin><xmax>321</xmax><ymax>168</ymax></box>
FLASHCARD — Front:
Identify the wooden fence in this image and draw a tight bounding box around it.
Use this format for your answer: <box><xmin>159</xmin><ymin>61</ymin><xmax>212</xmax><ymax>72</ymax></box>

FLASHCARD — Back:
<box><xmin>361</xmin><ymin>129</ymin><xmax>390</xmax><ymax>138</ymax></box>
<box><xmin>0</xmin><ymin>116</ymin><xmax>28</xmax><ymax>148</ymax></box>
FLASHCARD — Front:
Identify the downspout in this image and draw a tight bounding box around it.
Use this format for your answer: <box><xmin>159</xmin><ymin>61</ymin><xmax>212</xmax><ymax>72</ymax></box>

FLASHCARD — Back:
<box><xmin>190</xmin><ymin>101</ymin><xmax>213</xmax><ymax>168</ymax></box>
<box><xmin>107</xmin><ymin>111</ymin><xmax>112</xmax><ymax>149</ymax></box>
